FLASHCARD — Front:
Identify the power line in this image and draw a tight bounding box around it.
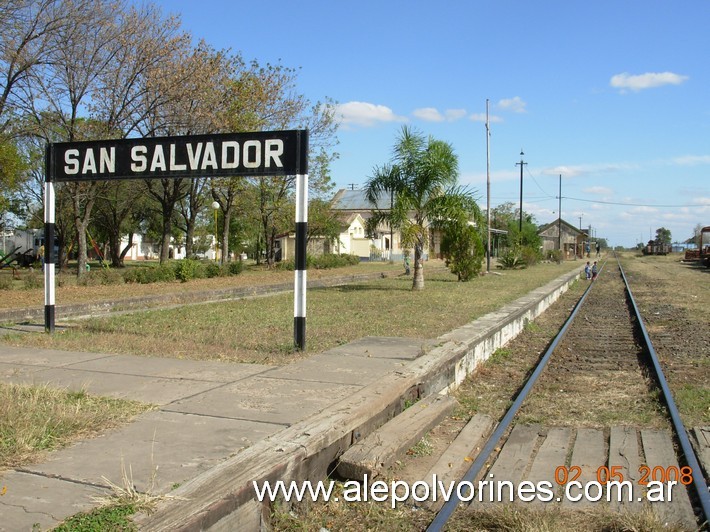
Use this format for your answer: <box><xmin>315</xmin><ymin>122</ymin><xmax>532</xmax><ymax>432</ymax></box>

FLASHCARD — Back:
<box><xmin>524</xmin><ymin>166</ymin><xmax>555</xmax><ymax>200</ymax></box>
<box><xmin>563</xmin><ymin>196</ymin><xmax>707</xmax><ymax>208</ymax></box>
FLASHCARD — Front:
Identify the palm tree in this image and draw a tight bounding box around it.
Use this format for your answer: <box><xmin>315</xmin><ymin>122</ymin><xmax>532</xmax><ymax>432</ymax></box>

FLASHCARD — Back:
<box><xmin>366</xmin><ymin>126</ymin><xmax>479</xmax><ymax>290</ymax></box>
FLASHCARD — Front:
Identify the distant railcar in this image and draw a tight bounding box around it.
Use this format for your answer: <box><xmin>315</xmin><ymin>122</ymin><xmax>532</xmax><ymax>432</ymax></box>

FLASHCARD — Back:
<box><xmin>642</xmin><ymin>240</ymin><xmax>672</xmax><ymax>256</ymax></box>
<box><xmin>701</xmin><ymin>226</ymin><xmax>710</xmax><ymax>267</ymax></box>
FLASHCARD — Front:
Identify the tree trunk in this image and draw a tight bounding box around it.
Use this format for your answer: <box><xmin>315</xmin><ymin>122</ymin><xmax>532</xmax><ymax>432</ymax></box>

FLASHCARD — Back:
<box><xmin>160</xmin><ymin>208</ymin><xmax>172</xmax><ymax>263</ymax></box>
<box><xmin>75</xmin><ymin>217</ymin><xmax>88</xmax><ymax>276</ymax></box>
<box><xmin>108</xmin><ymin>229</ymin><xmax>122</xmax><ymax>267</ymax></box>
<box><xmin>185</xmin><ymin>222</ymin><xmax>195</xmax><ymax>258</ymax></box>
<box><xmin>412</xmin><ymin>242</ymin><xmax>424</xmax><ymax>291</ymax></box>
<box><xmin>119</xmin><ymin>233</ymin><xmax>134</xmax><ymax>265</ymax></box>
<box><xmin>220</xmin><ymin>204</ymin><xmax>233</xmax><ymax>264</ymax></box>
<box><xmin>72</xmin><ymin>184</ymin><xmax>97</xmax><ymax>278</ymax></box>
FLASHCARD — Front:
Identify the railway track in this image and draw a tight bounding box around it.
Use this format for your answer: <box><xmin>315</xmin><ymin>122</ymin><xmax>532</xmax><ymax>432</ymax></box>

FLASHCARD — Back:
<box><xmin>427</xmin><ymin>256</ymin><xmax>710</xmax><ymax>531</ymax></box>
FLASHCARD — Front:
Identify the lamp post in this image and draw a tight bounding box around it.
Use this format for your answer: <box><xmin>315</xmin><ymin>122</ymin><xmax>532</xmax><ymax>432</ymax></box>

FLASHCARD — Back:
<box><xmin>211</xmin><ymin>201</ymin><xmax>220</xmax><ymax>262</ymax></box>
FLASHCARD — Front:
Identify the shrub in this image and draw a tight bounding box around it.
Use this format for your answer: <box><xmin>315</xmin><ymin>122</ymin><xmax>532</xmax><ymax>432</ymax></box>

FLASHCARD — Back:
<box><xmin>441</xmin><ymin>222</ymin><xmax>484</xmax><ymax>281</ymax></box>
<box><xmin>204</xmin><ymin>262</ymin><xmax>223</xmax><ymax>278</ymax></box>
<box><xmin>122</xmin><ymin>265</ymin><xmax>175</xmax><ymax>284</ymax></box>
<box><xmin>521</xmin><ymin>245</ymin><xmax>541</xmax><ymax>267</ymax></box>
<box><xmin>174</xmin><ymin>259</ymin><xmax>201</xmax><ymax>283</ymax></box>
<box><xmin>227</xmin><ymin>261</ymin><xmax>243</xmax><ymax>276</ymax></box>
<box><xmin>148</xmin><ymin>264</ymin><xmax>176</xmax><ymax>283</ymax></box>
<box><xmin>77</xmin><ymin>268</ymin><xmax>123</xmax><ymax>286</ymax></box>
<box><xmin>545</xmin><ymin>249</ymin><xmax>562</xmax><ymax>264</ymax></box>
<box><xmin>122</xmin><ymin>268</ymin><xmax>143</xmax><ymax>284</ymax></box>
<box><xmin>498</xmin><ymin>248</ymin><xmax>524</xmax><ymax>270</ymax></box>
<box><xmin>308</xmin><ymin>253</ymin><xmax>354</xmax><ymax>269</ymax></box>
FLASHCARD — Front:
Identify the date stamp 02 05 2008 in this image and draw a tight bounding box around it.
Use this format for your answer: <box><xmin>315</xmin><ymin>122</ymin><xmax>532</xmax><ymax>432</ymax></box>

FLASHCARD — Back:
<box><xmin>554</xmin><ymin>465</ymin><xmax>694</xmax><ymax>487</ymax></box>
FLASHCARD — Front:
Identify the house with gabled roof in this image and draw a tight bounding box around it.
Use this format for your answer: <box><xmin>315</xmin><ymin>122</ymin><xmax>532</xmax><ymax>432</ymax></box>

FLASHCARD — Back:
<box><xmin>538</xmin><ymin>219</ymin><xmax>587</xmax><ymax>259</ymax></box>
<box><xmin>330</xmin><ymin>187</ymin><xmax>442</xmax><ymax>261</ymax></box>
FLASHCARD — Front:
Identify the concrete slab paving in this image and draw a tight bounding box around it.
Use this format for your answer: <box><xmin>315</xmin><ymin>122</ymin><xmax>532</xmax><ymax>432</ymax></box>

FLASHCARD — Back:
<box><xmin>3</xmin><ymin>366</ymin><xmax>224</xmax><ymax>405</ymax></box>
<box><xmin>0</xmin><ymin>361</ymin><xmax>45</xmax><ymax>380</ymax></box>
<box><xmin>264</xmin><ymin>352</ymin><xmax>407</xmax><ymax>385</ymax></box>
<box><xmin>165</xmin><ymin>376</ymin><xmax>362</xmax><ymax>425</ymax></box>
<box><xmin>0</xmin><ymin>470</ymin><xmax>108</xmax><ymax>532</ymax></box>
<box><xmin>65</xmin><ymin>354</ymin><xmax>273</xmax><ymax>383</ymax></box>
<box><xmin>325</xmin><ymin>336</ymin><xmax>431</xmax><ymax>360</ymax></box>
<box><xmin>22</xmin><ymin>411</ymin><xmax>284</xmax><ymax>494</ymax></box>
<box><xmin>0</xmin><ymin>345</ymin><xmax>110</xmax><ymax>366</ymax></box>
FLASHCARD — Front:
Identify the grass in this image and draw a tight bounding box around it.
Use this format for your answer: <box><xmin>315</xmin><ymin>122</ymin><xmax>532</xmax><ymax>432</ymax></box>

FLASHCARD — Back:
<box><xmin>0</xmin><ymin>383</ymin><xmax>152</xmax><ymax>468</ymax></box>
<box><xmin>407</xmin><ymin>434</ymin><xmax>434</xmax><ymax>457</ymax></box>
<box><xmin>1</xmin><ymin>260</ymin><xmax>583</xmax><ymax>365</ymax></box>
<box><xmin>52</xmin><ymin>503</ymin><xmax>137</xmax><ymax>532</ymax></box>
<box><xmin>446</xmin><ymin>505</ymin><xmax>691</xmax><ymax>532</ymax></box>
<box><xmin>0</xmin><ymin>261</ymin><xmax>405</xmax><ymax>311</ymax></box>
<box><xmin>674</xmin><ymin>384</ymin><xmax>710</xmax><ymax>424</ymax></box>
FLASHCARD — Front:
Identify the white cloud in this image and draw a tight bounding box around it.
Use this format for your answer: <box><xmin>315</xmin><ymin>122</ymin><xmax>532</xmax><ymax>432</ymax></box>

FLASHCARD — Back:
<box><xmin>583</xmin><ymin>186</ymin><xmax>613</xmax><ymax>196</ymax></box>
<box><xmin>334</xmin><ymin>101</ymin><xmax>407</xmax><ymax>127</ymax></box>
<box><xmin>469</xmin><ymin>113</ymin><xmax>503</xmax><ymax>123</ymax></box>
<box><xmin>629</xmin><ymin>206</ymin><xmax>659</xmax><ymax>214</ymax></box>
<box><xmin>672</xmin><ymin>155</ymin><xmax>710</xmax><ymax>166</ymax></box>
<box><xmin>497</xmin><ymin>96</ymin><xmax>527</xmax><ymax>113</ymax></box>
<box><xmin>544</xmin><ymin>162</ymin><xmax>636</xmax><ymax>178</ymax></box>
<box><xmin>546</xmin><ymin>165</ymin><xmax>587</xmax><ymax>178</ymax></box>
<box><xmin>610</xmin><ymin>72</ymin><xmax>688</xmax><ymax>92</ymax></box>
<box><xmin>412</xmin><ymin>107</ymin><xmax>467</xmax><ymax>122</ymax></box>
<box><xmin>445</xmin><ymin>108</ymin><xmax>467</xmax><ymax>121</ymax></box>
<box><xmin>412</xmin><ymin>107</ymin><xmax>444</xmax><ymax>122</ymax></box>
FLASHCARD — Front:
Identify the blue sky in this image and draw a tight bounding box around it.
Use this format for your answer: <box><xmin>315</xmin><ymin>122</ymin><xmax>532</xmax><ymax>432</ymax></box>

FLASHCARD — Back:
<box><xmin>150</xmin><ymin>0</ymin><xmax>709</xmax><ymax>248</ymax></box>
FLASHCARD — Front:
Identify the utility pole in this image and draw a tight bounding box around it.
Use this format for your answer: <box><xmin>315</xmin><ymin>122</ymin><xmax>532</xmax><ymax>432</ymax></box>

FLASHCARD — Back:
<box><xmin>515</xmin><ymin>150</ymin><xmax>526</xmax><ymax>242</ymax></box>
<box><xmin>485</xmin><ymin>99</ymin><xmax>491</xmax><ymax>272</ymax></box>
<box><xmin>557</xmin><ymin>174</ymin><xmax>562</xmax><ymax>253</ymax></box>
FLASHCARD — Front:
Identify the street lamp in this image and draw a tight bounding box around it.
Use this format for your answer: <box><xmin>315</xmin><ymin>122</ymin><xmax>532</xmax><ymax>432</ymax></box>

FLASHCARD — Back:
<box><xmin>211</xmin><ymin>201</ymin><xmax>220</xmax><ymax>262</ymax></box>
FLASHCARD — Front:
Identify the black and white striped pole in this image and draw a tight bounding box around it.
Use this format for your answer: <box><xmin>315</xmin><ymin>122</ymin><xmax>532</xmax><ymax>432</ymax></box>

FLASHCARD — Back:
<box><xmin>294</xmin><ymin>172</ymin><xmax>308</xmax><ymax>350</ymax></box>
<box><xmin>44</xmin><ymin>144</ymin><xmax>56</xmax><ymax>333</ymax></box>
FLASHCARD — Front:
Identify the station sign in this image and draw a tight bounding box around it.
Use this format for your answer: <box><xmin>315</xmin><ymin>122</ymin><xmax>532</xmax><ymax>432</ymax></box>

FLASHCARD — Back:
<box><xmin>51</xmin><ymin>129</ymin><xmax>307</xmax><ymax>182</ymax></box>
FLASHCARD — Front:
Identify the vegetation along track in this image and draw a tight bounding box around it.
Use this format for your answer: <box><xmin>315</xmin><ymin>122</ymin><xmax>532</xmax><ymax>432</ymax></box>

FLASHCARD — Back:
<box><xmin>429</xmin><ymin>256</ymin><xmax>709</xmax><ymax>531</ymax></box>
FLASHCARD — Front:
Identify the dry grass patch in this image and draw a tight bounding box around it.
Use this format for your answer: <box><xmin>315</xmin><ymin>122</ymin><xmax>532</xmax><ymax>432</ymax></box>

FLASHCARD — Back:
<box><xmin>619</xmin><ymin>252</ymin><xmax>710</xmax><ymax>427</ymax></box>
<box><xmin>447</xmin><ymin>504</ymin><xmax>693</xmax><ymax>532</ymax></box>
<box><xmin>0</xmin><ymin>383</ymin><xmax>152</xmax><ymax>469</ymax></box>
<box><xmin>1</xmin><ymin>261</ymin><xmax>582</xmax><ymax>365</ymax></box>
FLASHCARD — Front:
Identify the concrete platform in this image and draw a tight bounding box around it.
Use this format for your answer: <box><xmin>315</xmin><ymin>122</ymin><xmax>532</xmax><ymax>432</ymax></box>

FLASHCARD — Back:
<box><xmin>0</xmin><ymin>267</ymin><xmax>583</xmax><ymax>531</ymax></box>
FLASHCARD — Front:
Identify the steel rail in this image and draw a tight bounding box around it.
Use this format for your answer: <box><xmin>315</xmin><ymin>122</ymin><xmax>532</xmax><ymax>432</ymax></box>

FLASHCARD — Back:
<box><xmin>426</xmin><ymin>262</ymin><xmax>601</xmax><ymax>531</ymax></box>
<box><xmin>618</xmin><ymin>259</ymin><xmax>710</xmax><ymax>525</ymax></box>
<box><xmin>427</xmin><ymin>255</ymin><xmax>707</xmax><ymax>530</ymax></box>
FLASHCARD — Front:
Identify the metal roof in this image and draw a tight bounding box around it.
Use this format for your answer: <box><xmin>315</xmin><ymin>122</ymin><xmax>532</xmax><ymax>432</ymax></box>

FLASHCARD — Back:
<box><xmin>330</xmin><ymin>189</ymin><xmax>390</xmax><ymax>211</ymax></box>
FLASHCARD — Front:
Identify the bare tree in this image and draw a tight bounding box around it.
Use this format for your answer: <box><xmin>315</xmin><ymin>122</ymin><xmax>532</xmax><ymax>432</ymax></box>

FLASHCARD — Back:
<box><xmin>20</xmin><ymin>0</ymin><xmax>193</xmax><ymax>273</ymax></box>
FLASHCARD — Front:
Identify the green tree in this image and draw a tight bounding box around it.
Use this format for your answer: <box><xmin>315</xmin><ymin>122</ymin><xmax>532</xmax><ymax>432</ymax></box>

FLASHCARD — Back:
<box><xmin>0</xmin><ymin>136</ymin><xmax>27</xmax><ymax>216</ymax></box>
<box><xmin>438</xmin><ymin>192</ymin><xmax>484</xmax><ymax>281</ymax></box>
<box><xmin>655</xmin><ymin>227</ymin><xmax>671</xmax><ymax>245</ymax></box>
<box><xmin>366</xmin><ymin>126</ymin><xmax>478</xmax><ymax>290</ymax></box>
